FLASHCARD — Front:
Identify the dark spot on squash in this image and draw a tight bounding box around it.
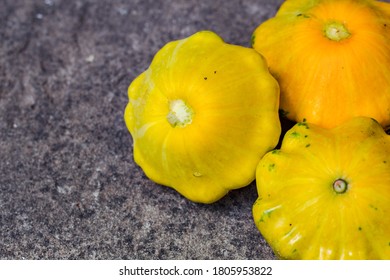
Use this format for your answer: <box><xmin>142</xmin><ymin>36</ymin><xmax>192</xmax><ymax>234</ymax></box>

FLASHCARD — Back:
<box><xmin>370</xmin><ymin>204</ymin><xmax>378</xmax><ymax>211</ymax></box>
<box><xmin>291</xmin><ymin>131</ymin><xmax>300</xmax><ymax>137</ymax></box>
<box><xmin>251</xmin><ymin>34</ymin><xmax>256</xmax><ymax>46</ymax></box>
<box><xmin>297</xmin><ymin>13</ymin><xmax>310</xmax><ymax>18</ymax></box>
<box><xmin>305</xmin><ymin>143</ymin><xmax>311</xmax><ymax>148</ymax></box>
<box><xmin>304</xmin><ymin>135</ymin><xmax>308</xmax><ymax>138</ymax></box>
<box><xmin>358</xmin><ymin>226</ymin><xmax>362</xmax><ymax>231</ymax></box>
<box><xmin>289</xmin><ymin>223</ymin><xmax>292</xmax><ymax>227</ymax></box>
<box><xmin>259</xmin><ymin>207</ymin><xmax>276</xmax><ymax>222</ymax></box>
<box><xmin>384</xmin><ymin>161</ymin><xmax>387</xmax><ymax>164</ymax></box>
<box><xmin>204</xmin><ymin>77</ymin><xmax>207</xmax><ymax>80</ymax></box>
<box><xmin>297</xmin><ymin>122</ymin><xmax>309</xmax><ymax>129</ymax></box>
<box><xmin>214</xmin><ymin>70</ymin><xmax>217</xmax><ymax>74</ymax></box>
<box><xmin>366</xmin><ymin>129</ymin><xmax>376</xmax><ymax>137</ymax></box>
<box><xmin>268</xmin><ymin>163</ymin><xmax>275</xmax><ymax>171</ymax></box>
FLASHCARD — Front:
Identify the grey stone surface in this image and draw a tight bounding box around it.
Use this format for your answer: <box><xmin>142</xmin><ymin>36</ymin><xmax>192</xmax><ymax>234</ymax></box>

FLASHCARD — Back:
<box><xmin>0</xmin><ymin>0</ymin><xmax>287</xmax><ymax>259</ymax></box>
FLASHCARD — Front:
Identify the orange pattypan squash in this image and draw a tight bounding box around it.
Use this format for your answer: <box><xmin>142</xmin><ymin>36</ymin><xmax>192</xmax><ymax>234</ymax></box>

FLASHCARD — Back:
<box><xmin>252</xmin><ymin>0</ymin><xmax>390</xmax><ymax>129</ymax></box>
<box><xmin>124</xmin><ymin>31</ymin><xmax>280</xmax><ymax>203</ymax></box>
<box><xmin>253</xmin><ymin>117</ymin><xmax>390</xmax><ymax>259</ymax></box>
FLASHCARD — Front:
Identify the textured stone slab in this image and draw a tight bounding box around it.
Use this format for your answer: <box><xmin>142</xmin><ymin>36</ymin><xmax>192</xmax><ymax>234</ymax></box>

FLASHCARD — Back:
<box><xmin>0</xmin><ymin>0</ymin><xmax>288</xmax><ymax>259</ymax></box>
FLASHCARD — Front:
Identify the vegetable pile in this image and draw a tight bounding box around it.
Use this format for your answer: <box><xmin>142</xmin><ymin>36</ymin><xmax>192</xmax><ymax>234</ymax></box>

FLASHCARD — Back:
<box><xmin>124</xmin><ymin>0</ymin><xmax>390</xmax><ymax>259</ymax></box>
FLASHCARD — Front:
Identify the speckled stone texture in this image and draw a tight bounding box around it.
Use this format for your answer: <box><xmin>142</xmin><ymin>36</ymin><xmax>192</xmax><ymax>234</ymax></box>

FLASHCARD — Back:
<box><xmin>0</xmin><ymin>0</ymin><xmax>287</xmax><ymax>259</ymax></box>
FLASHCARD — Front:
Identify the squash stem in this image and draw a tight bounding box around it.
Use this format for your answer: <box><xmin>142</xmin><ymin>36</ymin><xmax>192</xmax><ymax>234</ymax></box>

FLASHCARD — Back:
<box><xmin>167</xmin><ymin>99</ymin><xmax>194</xmax><ymax>128</ymax></box>
<box><xmin>324</xmin><ymin>22</ymin><xmax>351</xmax><ymax>42</ymax></box>
<box><xmin>333</xmin><ymin>178</ymin><xmax>348</xmax><ymax>194</ymax></box>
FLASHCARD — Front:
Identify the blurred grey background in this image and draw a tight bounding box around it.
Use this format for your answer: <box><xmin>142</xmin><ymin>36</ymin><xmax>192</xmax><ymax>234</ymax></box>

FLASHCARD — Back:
<box><xmin>1</xmin><ymin>0</ymin><xmax>286</xmax><ymax>259</ymax></box>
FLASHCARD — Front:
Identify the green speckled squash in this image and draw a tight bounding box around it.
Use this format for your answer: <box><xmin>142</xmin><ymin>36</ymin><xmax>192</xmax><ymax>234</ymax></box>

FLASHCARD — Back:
<box><xmin>253</xmin><ymin>117</ymin><xmax>390</xmax><ymax>259</ymax></box>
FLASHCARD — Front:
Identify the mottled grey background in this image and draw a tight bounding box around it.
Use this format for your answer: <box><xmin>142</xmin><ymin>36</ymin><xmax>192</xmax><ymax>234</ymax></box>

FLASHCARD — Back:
<box><xmin>1</xmin><ymin>0</ymin><xmax>291</xmax><ymax>259</ymax></box>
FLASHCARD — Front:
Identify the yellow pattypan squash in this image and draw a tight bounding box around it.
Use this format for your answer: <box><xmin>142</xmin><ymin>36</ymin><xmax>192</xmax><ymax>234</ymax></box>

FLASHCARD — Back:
<box><xmin>253</xmin><ymin>117</ymin><xmax>390</xmax><ymax>259</ymax></box>
<box><xmin>124</xmin><ymin>31</ymin><xmax>281</xmax><ymax>203</ymax></box>
<box><xmin>252</xmin><ymin>0</ymin><xmax>390</xmax><ymax>129</ymax></box>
